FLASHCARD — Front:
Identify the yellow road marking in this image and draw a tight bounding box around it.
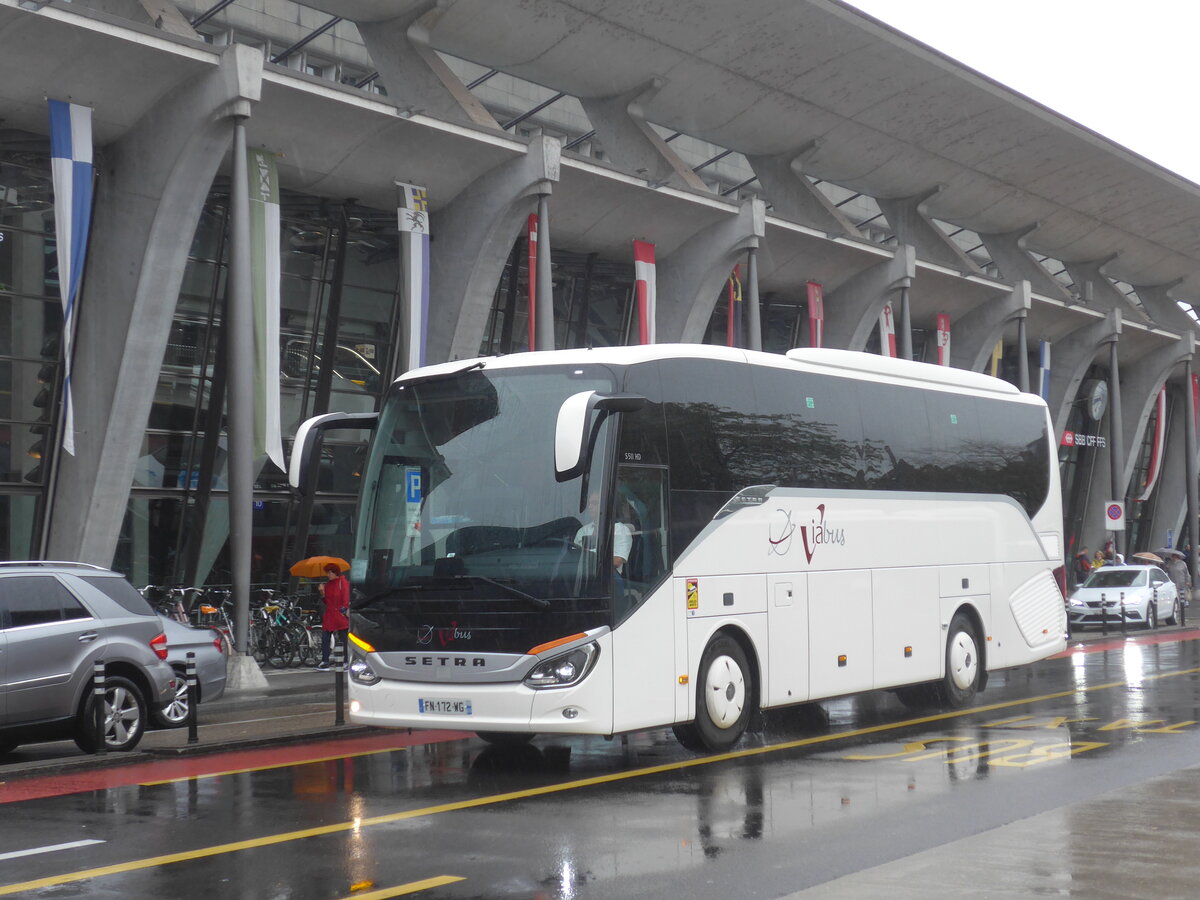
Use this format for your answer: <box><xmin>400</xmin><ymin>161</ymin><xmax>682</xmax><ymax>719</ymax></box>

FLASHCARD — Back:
<box><xmin>336</xmin><ymin>875</ymin><xmax>465</xmax><ymax>898</ymax></box>
<box><xmin>5</xmin><ymin>663</ymin><xmax>1200</xmax><ymax>896</ymax></box>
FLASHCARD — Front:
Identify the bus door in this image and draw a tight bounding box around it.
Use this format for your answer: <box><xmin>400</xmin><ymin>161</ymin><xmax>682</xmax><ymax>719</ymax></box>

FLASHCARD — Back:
<box><xmin>609</xmin><ymin>465</ymin><xmax>673</xmax><ymax>733</ymax></box>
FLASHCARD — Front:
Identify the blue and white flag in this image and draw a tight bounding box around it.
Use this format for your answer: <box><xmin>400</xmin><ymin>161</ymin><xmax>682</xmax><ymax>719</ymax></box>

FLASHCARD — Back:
<box><xmin>396</xmin><ymin>181</ymin><xmax>430</xmax><ymax>371</ymax></box>
<box><xmin>48</xmin><ymin>100</ymin><xmax>94</xmax><ymax>456</ymax></box>
<box><xmin>1037</xmin><ymin>340</ymin><xmax>1051</xmax><ymax>401</ymax></box>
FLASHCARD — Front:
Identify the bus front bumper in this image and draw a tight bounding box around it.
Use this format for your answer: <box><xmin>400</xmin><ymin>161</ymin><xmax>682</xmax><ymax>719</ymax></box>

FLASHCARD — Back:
<box><xmin>347</xmin><ymin>673</ymin><xmax>612</xmax><ymax>735</ymax></box>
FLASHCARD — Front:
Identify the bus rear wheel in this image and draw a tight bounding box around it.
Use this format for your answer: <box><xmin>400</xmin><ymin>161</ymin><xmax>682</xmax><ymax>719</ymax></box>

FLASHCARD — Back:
<box><xmin>675</xmin><ymin>635</ymin><xmax>754</xmax><ymax>753</ymax></box>
<box><xmin>937</xmin><ymin>612</ymin><xmax>982</xmax><ymax>708</ymax></box>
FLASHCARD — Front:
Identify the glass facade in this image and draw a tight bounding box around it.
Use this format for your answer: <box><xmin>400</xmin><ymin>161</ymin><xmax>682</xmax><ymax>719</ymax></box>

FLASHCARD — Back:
<box><xmin>0</xmin><ymin>141</ymin><xmax>63</xmax><ymax>559</ymax></box>
<box><xmin>114</xmin><ymin>189</ymin><xmax>402</xmax><ymax>590</ymax></box>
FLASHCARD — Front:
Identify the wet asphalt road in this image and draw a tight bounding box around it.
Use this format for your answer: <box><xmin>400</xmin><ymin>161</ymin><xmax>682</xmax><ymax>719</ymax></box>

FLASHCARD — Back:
<box><xmin>4</xmin><ymin>629</ymin><xmax>1200</xmax><ymax>899</ymax></box>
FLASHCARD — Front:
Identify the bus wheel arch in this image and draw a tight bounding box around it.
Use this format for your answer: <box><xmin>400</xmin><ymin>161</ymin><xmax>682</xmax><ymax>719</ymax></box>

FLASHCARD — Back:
<box><xmin>674</xmin><ymin>627</ymin><xmax>759</xmax><ymax>754</ymax></box>
<box><xmin>939</xmin><ymin>606</ymin><xmax>986</xmax><ymax>708</ymax></box>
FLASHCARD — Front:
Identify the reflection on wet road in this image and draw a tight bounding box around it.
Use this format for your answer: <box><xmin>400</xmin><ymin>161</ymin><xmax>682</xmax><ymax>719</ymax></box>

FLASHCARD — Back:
<box><xmin>4</xmin><ymin>631</ymin><xmax>1200</xmax><ymax>899</ymax></box>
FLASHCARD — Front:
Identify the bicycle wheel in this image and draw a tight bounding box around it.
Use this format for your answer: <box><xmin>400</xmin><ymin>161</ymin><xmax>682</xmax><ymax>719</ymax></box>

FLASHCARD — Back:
<box><xmin>266</xmin><ymin>628</ymin><xmax>296</xmax><ymax>669</ymax></box>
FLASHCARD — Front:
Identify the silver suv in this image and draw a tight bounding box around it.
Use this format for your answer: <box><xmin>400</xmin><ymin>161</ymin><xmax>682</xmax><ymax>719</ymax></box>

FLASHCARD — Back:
<box><xmin>0</xmin><ymin>562</ymin><xmax>176</xmax><ymax>755</ymax></box>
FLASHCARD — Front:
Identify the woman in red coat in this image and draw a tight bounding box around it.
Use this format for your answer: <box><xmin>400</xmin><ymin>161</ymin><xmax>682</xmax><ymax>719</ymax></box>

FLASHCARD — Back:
<box><xmin>318</xmin><ymin>562</ymin><xmax>350</xmax><ymax>669</ymax></box>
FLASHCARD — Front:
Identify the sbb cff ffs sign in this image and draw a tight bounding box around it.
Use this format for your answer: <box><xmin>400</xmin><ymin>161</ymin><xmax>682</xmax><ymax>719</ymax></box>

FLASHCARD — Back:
<box><xmin>1105</xmin><ymin>501</ymin><xmax>1125</xmax><ymax>532</ymax></box>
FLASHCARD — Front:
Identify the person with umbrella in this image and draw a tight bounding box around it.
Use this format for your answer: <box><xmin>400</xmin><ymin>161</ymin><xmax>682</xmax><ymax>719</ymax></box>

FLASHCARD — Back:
<box><xmin>318</xmin><ymin>561</ymin><xmax>350</xmax><ymax>669</ymax></box>
<box><xmin>1158</xmin><ymin>549</ymin><xmax>1192</xmax><ymax>611</ymax></box>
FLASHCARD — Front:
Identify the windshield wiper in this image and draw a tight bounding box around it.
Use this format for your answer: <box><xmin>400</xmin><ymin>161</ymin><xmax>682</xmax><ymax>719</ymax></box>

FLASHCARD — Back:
<box><xmin>441</xmin><ymin>574</ymin><xmax>550</xmax><ymax>609</ymax></box>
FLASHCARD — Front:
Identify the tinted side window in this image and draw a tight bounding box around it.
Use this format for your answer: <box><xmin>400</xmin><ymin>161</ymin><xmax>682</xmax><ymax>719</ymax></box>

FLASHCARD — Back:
<box><xmin>750</xmin><ymin>367</ymin><xmax>864</xmax><ymax>488</ymax></box>
<box><xmin>857</xmin><ymin>382</ymin><xmax>932</xmax><ymax>490</ymax></box>
<box><xmin>923</xmin><ymin>391</ymin><xmax>983</xmax><ymax>493</ymax></box>
<box><xmin>81</xmin><ymin>576</ymin><xmax>156</xmax><ymax>617</ymax></box>
<box><xmin>619</xmin><ymin>363</ymin><xmax>668</xmax><ymax>466</ymax></box>
<box><xmin>660</xmin><ymin>359</ymin><xmax>755</xmax><ymax>492</ymax></box>
<box><xmin>977</xmin><ymin>397</ymin><xmax>1051</xmax><ymax>516</ymax></box>
<box><xmin>1</xmin><ymin>576</ymin><xmax>90</xmax><ymax>627</ymax></box>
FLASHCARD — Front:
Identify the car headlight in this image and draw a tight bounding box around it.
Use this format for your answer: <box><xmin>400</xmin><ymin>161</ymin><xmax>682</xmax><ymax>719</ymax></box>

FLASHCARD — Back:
<box><xmin>523</xmin><ymin>642</ymin><xmax>599</xmax><ymax>690</ymax></box>
<box><xmin>1068</xmin><ymin>598</ymin><xmax>1085</xmax><ymax>607</ymax></box>
<box><xmin>348</xmin><ymin>656</ymin><xmax>381</xmax><ymax>686</ymax></box>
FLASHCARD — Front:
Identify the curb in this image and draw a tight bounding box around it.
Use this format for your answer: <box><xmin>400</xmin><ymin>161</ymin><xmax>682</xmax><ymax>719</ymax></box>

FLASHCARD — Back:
<box><xmin>0</xmin><ymin>726</ymin><xmax>379</xmax><ymax>783</ymax></box>
<box><xmin>144</xmin><ymin>725</ymin><xmax>377</xmax><ymax>758</ymax></box>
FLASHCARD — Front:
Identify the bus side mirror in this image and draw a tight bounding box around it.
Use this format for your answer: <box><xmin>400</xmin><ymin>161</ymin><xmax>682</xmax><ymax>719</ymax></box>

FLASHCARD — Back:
<box><xmin>289</xmin><ymin>411</ymin><xmax>379</xmax><ymax>495</ymax></box>
<box><xmin>554</xmin><ymin>392</ymin><xmax>647</xmax><ymax>482</ymax></box>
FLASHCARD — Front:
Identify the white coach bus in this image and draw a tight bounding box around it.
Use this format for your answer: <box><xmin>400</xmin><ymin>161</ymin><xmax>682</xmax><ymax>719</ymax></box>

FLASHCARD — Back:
<box><xmin>290</xmin><ymin>345</ymin><xmax>1066</xmax><ymax>753</ymax></box>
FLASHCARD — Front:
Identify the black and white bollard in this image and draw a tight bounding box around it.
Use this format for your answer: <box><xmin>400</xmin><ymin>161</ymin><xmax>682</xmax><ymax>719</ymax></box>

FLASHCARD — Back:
<box><xmin>1120</xmin><ymin>591</ymin><xmax>1127</xmax><ymax>635</ymax></box>
<box><xmin>92</xmin><ymin>660</ymin><xmax>107</xmax><ymax>756</ymax></box>
<box><xmin>1101</xmin><ymin>593</ymin><xmax>1108</xmax><ymax>634</ymax></box>
<box><xmin>333</xmin><ymin>637</ymin><xmax>345</xmax><ymax>727</ymax></box>
<box><xmin>186</xmin><ymin>651</ymin><xmax>199</xmax><ymax>745</ymax></box>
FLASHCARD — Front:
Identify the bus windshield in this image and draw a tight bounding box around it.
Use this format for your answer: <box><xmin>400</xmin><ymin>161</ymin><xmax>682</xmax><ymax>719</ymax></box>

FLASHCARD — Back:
<box><xmin>353</xmin><ymin>364</ymin><xmax>618</xmax><ymax>650</ymax></box>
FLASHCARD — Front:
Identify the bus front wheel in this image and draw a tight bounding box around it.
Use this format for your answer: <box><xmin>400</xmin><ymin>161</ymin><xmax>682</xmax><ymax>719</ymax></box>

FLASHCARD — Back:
<box><xmin>938</xmin><ymin>612</ymin><xmax>982</xmax><ymax>708</ymax></box>
<box><xmin>674</xmin><ymin>635</ymin><xmax>754</xmax><ymax>753</ymax></box>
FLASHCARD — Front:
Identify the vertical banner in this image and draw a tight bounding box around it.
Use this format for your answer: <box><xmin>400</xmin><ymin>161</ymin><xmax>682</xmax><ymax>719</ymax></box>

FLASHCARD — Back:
<box><xmin>632</xmin><ymin>240</ymin><xmax>656</xmax><ymax>344</ymax></box>
<box><xmin>47</xmin><ymin>100</ymin><xmax>94</xmax><ymax>456</ymax></box>
<box><xmin>935</xmin><ymin>313</ymin><xmax>951</xmax><ymax>366</ymax></box>
<box><xmin>806</xmin><ymin>281</ymin><xmax>824</xmax><ymax>348</ymax></box>
<box><xmin>247</xmin><ymin>148</ymin><xmax>285</xmax><ymax>471</ymax></box>
<box><xmin>1137</xmin><ymin>388</ymin><xmax>1167</xmax><ymax>501</ymax></box>
<box><xmin>1038</xmin><ymin>341</ymin><xmax>1052</xmax><ymax>401</ymax></box>
<box><xmin>878</xmin><ymin>303</ymin><xmax>896</xmax><ymax>358</ymax></box>
<box><xmin>526</xmin><ymin>214</ymin><xmax>539</xmax><ymax>350</ymax></box>
<box><xmin>726</xmin><ymin>265</ymin><xmax>743</xmax><ymax>348</ymax></box>
<box><xmin>990</xmin><ymin>339</ymin><xmax>1004</xmax><ymax>378</ymax></box>
<box><xmin>396</xmin><ymin>181</ymin><xmax>430</xmax><ymax>372</ymax></box>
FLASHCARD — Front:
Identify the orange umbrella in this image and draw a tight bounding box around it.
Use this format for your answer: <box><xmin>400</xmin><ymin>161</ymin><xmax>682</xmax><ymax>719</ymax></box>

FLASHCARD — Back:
<box><xmin>289</xmin><ymin>556</ymin><xmax>350</xmax><ymax>578</ymax></box>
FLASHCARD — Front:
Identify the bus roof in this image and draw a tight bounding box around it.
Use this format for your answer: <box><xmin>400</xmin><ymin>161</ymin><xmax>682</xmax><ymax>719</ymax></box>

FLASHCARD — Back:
<box><xmin>395</xmin><ymin>344</ymin><xmax>1025</xmax><ymax>398</ymax></box>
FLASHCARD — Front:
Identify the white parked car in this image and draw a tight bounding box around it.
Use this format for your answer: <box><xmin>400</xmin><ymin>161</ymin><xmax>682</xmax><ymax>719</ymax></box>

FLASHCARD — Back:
<box><xmin>1067</xmin><ymin>565</ymin><xmax>1181</xmax><ymax>629</ymax></box>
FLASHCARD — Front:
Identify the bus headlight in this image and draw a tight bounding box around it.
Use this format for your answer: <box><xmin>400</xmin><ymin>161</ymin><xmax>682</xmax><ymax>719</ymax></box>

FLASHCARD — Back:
<box><xmin>524</xmin><ymin>642</ymin><xmax>599</xmax><ymax>689</ymax></box>
<box><xmin>348</xmin><ymin>657</ymin><xmax>381</xmax><ymax>686</ymax></box>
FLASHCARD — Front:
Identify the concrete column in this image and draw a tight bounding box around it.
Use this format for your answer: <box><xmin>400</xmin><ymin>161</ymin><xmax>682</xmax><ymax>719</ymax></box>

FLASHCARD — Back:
<box><xmin>227</xmin><ymin>117</ymin><xmax>254</xmax><ymax>654</ymax></box>
<box><xmin>1107</xmin><ymin>339</ymin><xmax>1127</xmax><ymax>559</ymax></box>
<box><xmin>1187</xmin><ymin>362</ymin><xmax>1200</xmax><ymax>591</ymax></box>
<box><xmin>656</xmin><ymin>200</ymin><xmax>765</xmax><ymax>343</ymax></box>
<box><xmin>355</xmin><ymin>1</ymin><xmax>498</xmax><ymax>129</ymax></box>
<box><xmin>876</xmin><ymin>186</ymin><xmax>983</xmax><ymax>276</ymax></box>
<box><xmin>1114</xmin><ymin>335</ymin><xmax>1195</xmax><ymax>496</ymax></box>
<box><xmin>535</xmin><ymin>191</ymin><xmax>555</xmax><ymax>351</ymax></box>
<box><xmin>823</xmin><ymin>244</ymin><xmax>916</xmax><ymax>351</ymax></box>
<box><xmin>578</xmin><ymin>80</ymin><xmax>708</xmax><ymax>192</ymax></box>
<box><xmin>949</xmin><ymin>281</ymin><xmax>1031</xmax><ymax>373</ymax></box>
<box><xmin>1046</xmin><ymin>309</ymin><xmax>1121</xmax><ymax>437</ymax></box>
<box><xmin>428</xmin><ymin>135</ymin><xmax>560</xmax><ymax>363</ymax></box>
<box><xmin>898</xmin><ymin>283</ymin><xmax>913</xmax><ymax>361</ymax></box>
<box><xmin>977</xmin><ymin>224</ymin><xmax>1075</xmax><ymax>304</ymax></box>
<box><xmin>745</xmin><ymin>246</ymin><xmax>762</xmax><ymax>352</ymax></box>
<box><xmin>47</xmin><ymin>44</ymin><xmax>263</xmax><ymax>566</ymax></box>
<box><xmin>1016</xmin><ymin>315</ymin><xmax>1030</xmax><ymax>392</ymax></box>
<box><xmin>744</xmin><ymin>144</ymin><xmax>857</xmax><ymax>238</ymax></box>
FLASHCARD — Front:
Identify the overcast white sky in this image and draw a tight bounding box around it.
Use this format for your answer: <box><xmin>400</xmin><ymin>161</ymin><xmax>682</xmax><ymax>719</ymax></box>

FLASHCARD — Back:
<box><xmin>843</xmin><ymin>1</ymin><xmax>1199</xmax><ymax>184</ymax></box>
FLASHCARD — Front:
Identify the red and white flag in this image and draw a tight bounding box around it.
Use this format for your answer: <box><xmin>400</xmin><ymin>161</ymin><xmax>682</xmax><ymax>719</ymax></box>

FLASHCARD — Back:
<box><xmin>936</xmin><ymin>314</ymin><xmax>951</xmax><ymax>366</ymax></box>
<box><xmin>633</xmin><ymin>240</ymin><xmax>656</xmax><ymax>344</ymax></box>
<box><xmin>807</xmin><ymin>281</ymin><xmax>824</xmax><ymax>348</ymax></box>
<box><xmin>526</xmin><ymin>214</ymin><xmax>538</xmax><ymax>350</ymax></box>
<box><xmin>879</xmin><ymin>303</ymin><xmax>897</xmax><ymax>358</ymax></box>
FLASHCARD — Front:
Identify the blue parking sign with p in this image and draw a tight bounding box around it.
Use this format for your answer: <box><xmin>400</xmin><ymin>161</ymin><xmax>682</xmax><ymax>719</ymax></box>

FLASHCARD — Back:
<box><xmin>405</xmin><ymin>470</ymin><xmax>422</xmax><ymax>504</ymax></box>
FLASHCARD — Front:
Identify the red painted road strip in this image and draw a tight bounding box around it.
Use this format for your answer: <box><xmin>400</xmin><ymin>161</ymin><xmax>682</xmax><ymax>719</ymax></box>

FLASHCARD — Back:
<box><xmin>0</xmin><ymin>730</ymin><xmax>470</xmax><ymax>804</ymax></box>
<box><xmin>1049</xmin><ymin>627</ymin><xmax>1200</xmax><ymax>659</ymax></box>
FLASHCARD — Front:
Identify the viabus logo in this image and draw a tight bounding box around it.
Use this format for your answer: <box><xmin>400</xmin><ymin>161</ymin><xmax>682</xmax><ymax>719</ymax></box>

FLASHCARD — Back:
<box><xmin>799</xmin><ymin>503</ymin><xmax>845</xmax><ymax>564</ymax></box>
